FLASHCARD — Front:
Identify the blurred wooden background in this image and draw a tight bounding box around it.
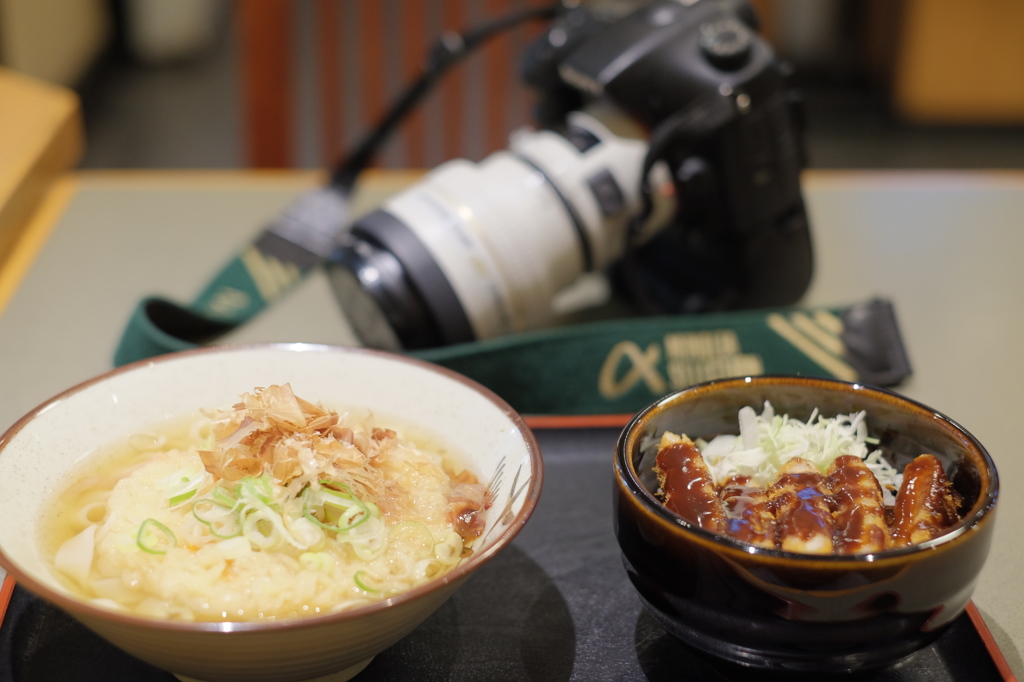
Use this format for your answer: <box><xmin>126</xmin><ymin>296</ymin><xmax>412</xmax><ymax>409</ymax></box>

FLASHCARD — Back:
<box><xmin>2</xmin><ymin>0</ymin><xmax>1022</xmax><ymax>171</ymax></box>
<box><xmin>236</xmin><ymin>0</ymin><xmax>553</xmax><ymax>170</ymax></box>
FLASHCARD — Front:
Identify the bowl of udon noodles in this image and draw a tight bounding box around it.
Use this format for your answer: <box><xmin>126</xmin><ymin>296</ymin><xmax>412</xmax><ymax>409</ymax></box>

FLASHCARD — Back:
<box><xmin>0</xmin><ymin>344</ymin><xmax>543</xmax><ymax>682</ymax></box>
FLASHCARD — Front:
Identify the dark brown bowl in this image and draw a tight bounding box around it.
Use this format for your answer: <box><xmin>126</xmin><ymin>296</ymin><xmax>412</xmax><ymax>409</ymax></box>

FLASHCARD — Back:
<box><xmin>613</xmin><ymin>375</ymin><xmax>998</xmax><ymax>672</ymax></box>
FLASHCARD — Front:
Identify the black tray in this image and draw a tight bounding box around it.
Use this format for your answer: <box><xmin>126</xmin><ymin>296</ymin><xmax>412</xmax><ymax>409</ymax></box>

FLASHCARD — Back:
<box><xmin>0</xmin><ymin>422</ymin><xmax>1011</xmax><ymax>681</ymax></box>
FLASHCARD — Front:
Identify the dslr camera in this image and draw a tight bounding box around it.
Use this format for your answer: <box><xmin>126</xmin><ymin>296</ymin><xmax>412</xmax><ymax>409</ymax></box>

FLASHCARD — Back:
<box><xmin>328</xmin><ymin>0</ymin><xmax>812</xmax><ymax>351</ymax></box>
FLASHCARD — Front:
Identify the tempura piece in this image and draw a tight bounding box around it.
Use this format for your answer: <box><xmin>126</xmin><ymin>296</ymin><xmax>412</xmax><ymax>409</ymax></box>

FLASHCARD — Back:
<box><xmin>653</xmin><ymin>433</ymin><xmax>726</xmax><ymax>533</ymax></box>
<box><xmin>892</xmin><ymin>454</ymin><xmax>961</xmax><ymax>547</ymax></box>
<box><xmin>765</xmin><ymin>458</ymin><xmax>834</xmax><ymax>555</ymax></box>
<box><xmin>826</xmin><ymin>455</ymin><xmax>891</xmax><ymax>554</ymax></box>
<box><xmin>718</xmin><ymin>475</ymin><xmax>775</xmax><ymax>548</ymax></box>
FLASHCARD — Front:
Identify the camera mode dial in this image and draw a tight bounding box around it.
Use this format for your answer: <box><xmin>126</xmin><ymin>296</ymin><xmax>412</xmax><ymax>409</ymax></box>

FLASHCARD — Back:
<box><xmin>698</xmin><ymin>18</ymin><xmax>753</xmax><ymax>71</ymax></box>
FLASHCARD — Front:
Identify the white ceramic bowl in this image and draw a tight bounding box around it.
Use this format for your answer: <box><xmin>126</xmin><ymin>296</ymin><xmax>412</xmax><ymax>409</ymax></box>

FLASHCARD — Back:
<box><xmin>0</xmin><ymin>344</ymin><xmax>543</xmax><ymax>682</ymax></box>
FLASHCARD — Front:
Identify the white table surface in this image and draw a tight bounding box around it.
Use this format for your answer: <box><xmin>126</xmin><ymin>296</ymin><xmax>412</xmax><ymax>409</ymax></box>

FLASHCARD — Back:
<box><xmin>0</xmin><ymin>169</ymin><xmax>1022</xmax><ymax>676</ymax></box>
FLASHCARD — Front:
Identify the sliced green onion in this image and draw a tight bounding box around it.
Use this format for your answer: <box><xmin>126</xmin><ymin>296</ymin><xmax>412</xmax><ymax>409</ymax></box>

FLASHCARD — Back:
<box><xmin>168</xmin><ymin>489</ymin><xmax>198</xmax><ymax>506</ymax></box>
<box><xmin>286</xmin><ymin>515</ymin><xmax>324</xmax><ymax>550</ymax></box>
<box><xmin>434</xmin><ymin>531</ymin><xmax>465</xmax><ymax>562</ymax></box>
<box><xmin>237</xmin><ymin>475</ymin><xmax>275</xmax><ymax>508</ymax></box>
<box><xmin>353</xmin><ymin>570</ymin><xmax>380</xmax><ymax>593</ymax></box>
<box><xmin>333</xmin><ymin>507</ymin><xmax>368</xmax><ymax>528</ymax></box>
<box><xmin>253</xmin><ymin>475</ymin><xmax>274</xmax><ymax>504</ymax></box>
<box><xmin>193</xmin><ymin>499</ymin><xmax>223</xmax><ymax>524</ymax></box>
<box><xmin>302</xmin><ymin>486</ymin><xmax>370</xmax><ymax>533</ymax></box>
<box><xmin>209</xmin><ymin>524</ymin><xmax>242</xmax><ymax>541</ymax></box>
<box><xmin>242</xmin><ymin>510</ymin><xmax>284</xmax><ymax>550</ymax></box>
<box><xmin>322</xmin><ymin>482</ymin><xmax>371</xmax><ymax>527</ymax></box>
<box><xmin>336</xmin><ymin>503</ymin><xmax>369</xmax><ymax>531</ymax></box>
<box><xmin>192</xmin><ymin>499</ymin><xmax>242</xmax><ymax>539</ymax></box>
<box><xmin>389</xmin><ymin>520</ymin><xmax>436</xmax><ymax>558</ymax></box>
<box><xmin>158</xmin><ymin>467</ymin><xmax>210</xmax><ymax>508</ymax></box>
<box><xmin>303</xmin><ymin>489</ymin><xmax>348</xmax><ymax>532</ymax></box>
<box><xmin>212</xmin><ymin>486</ymin><xmax>238</xmax><ymax>509</ymax></box>
<box><xmin>348</xmin><ymin>517</ymin><xmax>388</xmax><ymax>561</ymax></box>
<box><xmin>303</xmin><ymin>506</ymin><xmax>340</xmax><ymax>532</ymax></box>
<box><xmin>299</xmin><ymin>551</ymin><xmax>332</xmax><ymax>571</ymax></box>
<box><xmin>242</xmin><ymin>514</ymin><xmax>273</xmax><ymax>548</ymax></box>
<box><xmin>137</xmin><ymin>518</ymin><xmax>176</xmax><ymax>554</ymax></box>
<box><xmin>320</xmin><ymin>479</ymin><xmax>355</xmax><ymax>495</ymax></box>
<box><xmin>319</xmin><ymin>490</ymin><xmax>355</xmax><ymax>509</ymax></box>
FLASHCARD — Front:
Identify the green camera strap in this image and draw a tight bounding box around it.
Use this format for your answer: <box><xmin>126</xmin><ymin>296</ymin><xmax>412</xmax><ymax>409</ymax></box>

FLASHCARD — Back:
<box><xmin>413</xmin><ymin>299</ymin><xmax>911</xmax><ymax>414</ymax></box>
<box><xmin>115</xmin><ymin>237</ymin><xmax>911</xmax><ymax>417</ymax></box>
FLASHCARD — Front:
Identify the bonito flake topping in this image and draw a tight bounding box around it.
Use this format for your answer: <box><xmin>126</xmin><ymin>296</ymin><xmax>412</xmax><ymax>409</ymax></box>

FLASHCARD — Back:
<box><xmin>198</xmin><ymin>384</ymin><xmax>389</xmax><ymax>499</ymax></box>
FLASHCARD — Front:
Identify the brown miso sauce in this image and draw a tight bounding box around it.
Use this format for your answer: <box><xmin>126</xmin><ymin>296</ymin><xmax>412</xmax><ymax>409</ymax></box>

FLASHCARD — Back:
<box><xmin>655</xmin><ymin>441</ymin><xmax>725</xmax><ymax>533</ymax></box>
<box><xmin>654</xmin><ymin>439</ymin><xmax>962</xmax><ymax>555</ymax></box>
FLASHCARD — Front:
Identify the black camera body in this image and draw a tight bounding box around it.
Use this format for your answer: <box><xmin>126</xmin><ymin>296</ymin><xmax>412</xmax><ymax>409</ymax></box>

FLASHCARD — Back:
<box><xmin>327</xmin><ymin>0</ymin><xmax>812</xmax><ymax>350</ymax></box>
<box><xmin>523</xmin><ymin>0</ymin><xmax>812</xmax><ymax>314</ymax></box>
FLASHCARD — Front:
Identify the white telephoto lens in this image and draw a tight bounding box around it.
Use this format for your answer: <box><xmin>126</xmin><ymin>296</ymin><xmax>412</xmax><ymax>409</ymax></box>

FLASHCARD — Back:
<box><xmin>511</xmin><ymin>111</ymin><xmax>648</xmax><ymax>270</ymax></box>
<box><xmin>379</xmin><ymin>112</ymin><xmax>649</xmax><ymax>340</ymax></box>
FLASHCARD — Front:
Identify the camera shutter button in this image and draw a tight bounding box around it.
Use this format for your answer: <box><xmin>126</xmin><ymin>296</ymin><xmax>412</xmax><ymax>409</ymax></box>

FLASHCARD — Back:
<box><xmin>699</xmin><ymin>18</ymin><xmax>753</xmax><ymax>71</ymax></box>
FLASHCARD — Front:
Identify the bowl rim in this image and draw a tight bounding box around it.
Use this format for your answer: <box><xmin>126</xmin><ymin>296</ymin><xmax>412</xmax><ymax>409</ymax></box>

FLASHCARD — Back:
<box><xmin>614</xmin><ymin>374</ymin><xmax>999</xmax><ymax>565</ymax></box>
<box><xmin>0</xmin><ymin>342</ymin><xmax>544</xmax><ymax>633</ymax></box>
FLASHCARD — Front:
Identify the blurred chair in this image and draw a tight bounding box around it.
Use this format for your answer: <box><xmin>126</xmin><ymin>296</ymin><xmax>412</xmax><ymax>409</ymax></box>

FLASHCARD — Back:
<box><xmin>236</xmin><ymin>0</ymin><xmax>552</xmax><ymax>170</ymax></box>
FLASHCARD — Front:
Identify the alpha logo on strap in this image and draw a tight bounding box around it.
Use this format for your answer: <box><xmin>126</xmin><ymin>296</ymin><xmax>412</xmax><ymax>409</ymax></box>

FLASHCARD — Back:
<box><xmin>598</xmin><ymin>329</ymin><xmax>765</xmax><ymax>401</ymax></box>
<box><xmin>599</xmin><ymin>341</ymin><xmax>667</xmax><ymax>398</ymax></box>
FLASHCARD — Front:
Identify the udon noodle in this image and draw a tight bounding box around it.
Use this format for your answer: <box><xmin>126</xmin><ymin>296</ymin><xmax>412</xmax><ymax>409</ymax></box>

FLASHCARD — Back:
<box><xmin>45</xmin><ymin>384</ymin><xmax>489</xmax><ymax>622</ymax></box>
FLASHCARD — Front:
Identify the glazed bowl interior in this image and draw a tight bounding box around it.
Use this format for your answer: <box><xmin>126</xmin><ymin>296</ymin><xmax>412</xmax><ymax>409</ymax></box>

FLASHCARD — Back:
<box><xmin>0</xmin><ymin>344</ymin><xmax>542</xmax><ymax>681</ymax></box>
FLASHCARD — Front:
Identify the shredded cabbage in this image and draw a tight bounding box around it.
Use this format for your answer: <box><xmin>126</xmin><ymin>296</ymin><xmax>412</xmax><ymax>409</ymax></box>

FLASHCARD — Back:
<box><xmin>698</xmin><ymin>401</ymin><xmax>901</xmax><ymax>499</ymax></box>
